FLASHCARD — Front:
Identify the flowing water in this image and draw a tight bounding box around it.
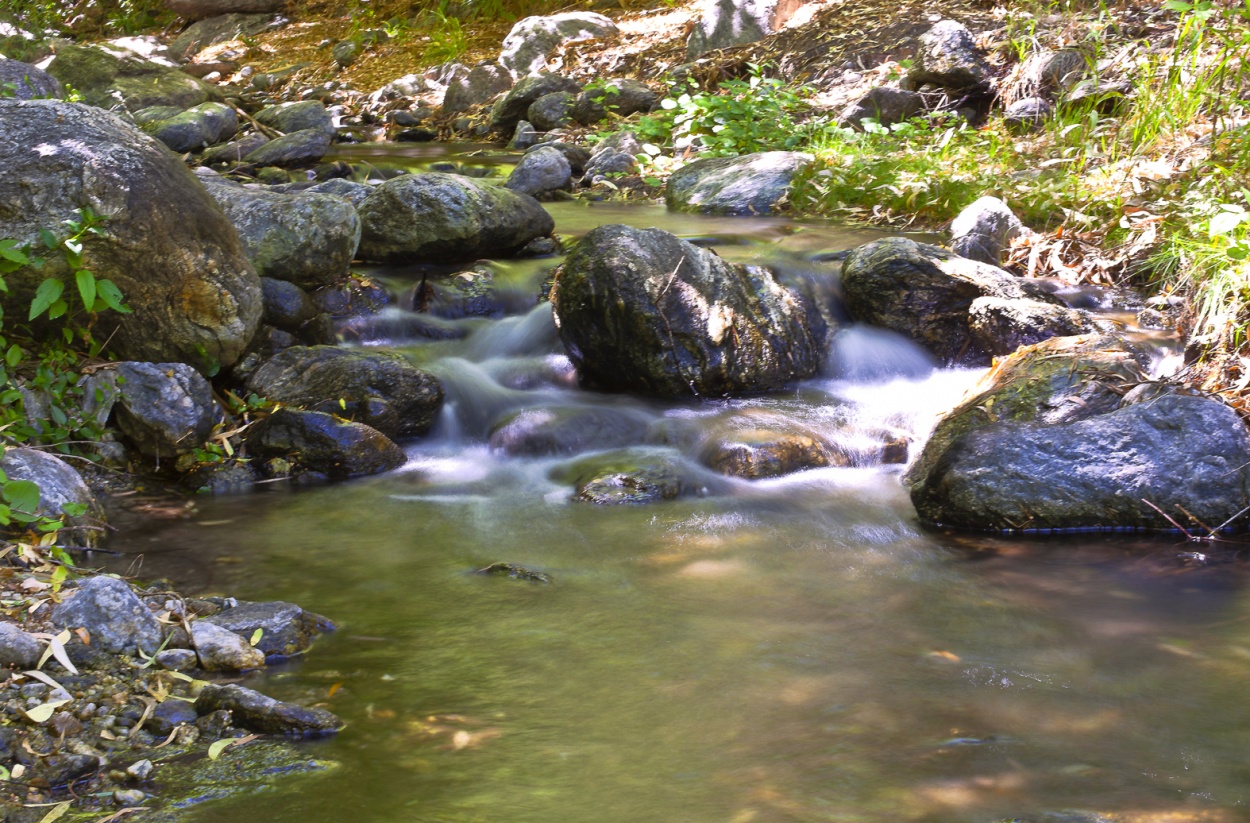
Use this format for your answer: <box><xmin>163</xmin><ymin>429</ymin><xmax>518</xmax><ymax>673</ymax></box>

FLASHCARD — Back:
<box><xmin>101</xmin><ymin>149</ymin><xmax>1250</xmax><ymax>822</ymax></box>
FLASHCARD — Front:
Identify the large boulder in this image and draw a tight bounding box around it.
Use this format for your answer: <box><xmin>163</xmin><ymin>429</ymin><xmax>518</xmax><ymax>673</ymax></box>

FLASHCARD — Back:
<box><xmin>498</xmin><ymin>12</ymin><xmax>617</xmax><ymax>78</ymax></box>
<box><xmin>50</xmin><ymin>576</ymin><xmax>163</xmax><ymax>656</ymax></box>
<box><xmin>141</xmin><ymin>101</ymin><xmax>237</xmax><ymax>152</ymax></box>
<box><xmin>0</xmin><ymin>448</ymin><xmax>102</xmax><ymax>546</ymax></box>
<box><xmin>441</xmin><ymin>61</ymin><xmax>513</xmax><ymax>113</ymax></box>
<box><xmin>44</xmin><ymin>44</ymin><xmax>216</xmax><ymax>111</ymax></box>
<box><xmin>169</xmin><ymin>13</ymin><xmax>284</xmax><ymax>60</ymax></box>
<box><xmin>246</xmin><ymin>346</ymin><xmax>443</xmax><ymax>439</ymax></box>
<box><xmin>503</xmin><ymin>145</ymin><xmax>572</xmax><ymax>199</ymax></box>
<box><xmin>198</xmin><ymin>174</ymin><xmax>360</xmax><ymax>289</ymax></box>
<box><xmin>0</xmin><ymin>56</ymin><xmax>63</xmax><ymax>99</ymax></box>
<box><xmin>840</xmin><ymin>237</ymin><xmax>1060</xmax><ymax>365</ymax></box>
<box><xmin>253</xmin><ymin>100</ymin><xmax>335</xmax><ymax>138</ymax></box>
<box><xmin>949</xmin><ymin>196</ymin><xmax>1026</xmax><ymax>266</ymax></box>
<box><xmin>166</xmin><ymin>0</ymin><xmax>285</xmax><ymax>22</ymax></box>
<box><xmin>246</xmin><ymin>408</ymin><xmax>406</xmax><ymax>478</ymax></box>
<box><xmin>551</xmin><ymin>224</ymin><xmax>829</xmax><ymax>398</ymax></box>
<box><xmin>112</xmin><ymin>361</ymin><xmax>218</xmax><ymax>457</ymax></box>
<box><xmin>571</xmin><ymin>79</ymin><xmax>658</xmax><ymax>125</ymax></box>
<box><xmin>902</xmin><ymin>19</ymin><xmax>991</xmax><ymax>93</ymax></box>
<box><xmin>687</xmin><ymin>0</ymin><xmax>804</xmax><ymax>58</ymax></box>
<box><xmin>489</xmin><ymin>73</ymin><xmax>581</xmax><ymax>134</ymax></box>
<box><xmin>666</xmin><ymin>152</ymin><xmax>813</xmax><ymax>216</ymax></box>
<box><xmin>357</xmin><ymin>173</ymin><xmax>554</xmax><ymax>264</ymax></box>
<box><xmin>0</xmin><ymin>101</ymin><xmax>261</xmax><ymax>370</ymax></box>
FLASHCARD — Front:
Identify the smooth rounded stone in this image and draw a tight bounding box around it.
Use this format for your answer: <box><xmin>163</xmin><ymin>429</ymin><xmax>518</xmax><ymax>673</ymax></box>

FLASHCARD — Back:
<box><xmin>45</xmin><ymin>44</ymin><xmax>216</xmax><ymax>111</ymax></box>
<box><xmin>1004</xmin><ymin>96</ymin><xmax>1053</xmax><ymax>133</ymax></box>
<box><xmin>838</xmin><ymin>86</ymin><xmax>925</xmax><ymax>130</ymax></box>
<box><xmin>490</xmin><ymin>73</ymin><xmax>582</xmax><ymax>134</ymax></box>
<box><xmin>442</xmin><ymin>60</ymin><xmax>514</xmax><ymax>114</ymax></box>
<box><xmin>504</xmin><ymin>145</ymin><xmax>572</xmax><ymax>200</ymax></box>
<box><xmin>144</xmin><ymin>699</ymin><xmax>199</xmax><ymax>737</ymax></box>
<box><xmin>0</xmin><ymin>448</ymin><xmax>103</xmax><ymax>547</ymax></box>
<box><xmin>498</xmin><ymin>12</ymin><xmax>617</xmax><ymax>77</ymax></box>
<box><xmin>243</xmin><ymin>129</ymin><xmax>332</xmax><ymax>167</ymax></box>
<box><xmin>905</xmin><ymin>334</ymin><xmax>1156</xmax><ymax>492</ymax></box>
<box><xmin>195</xmin><ymin>683</ymin><xmax>342</xmax><ymax>736</ymax></box>
<box><xmin>968</xmin><ymin>296</ymin><xmax>1107</xmax><ymax>357</ymax></box>
<box><xmin>201</xmin><ymin>132</ymin><xmax>270</xmax><ymax>164</ymax></box>
<box><xmin>357</xmin><ymin>172</ymin><xmax>555</xmax><ymax>264</ymax></box>
<box><xmin>488</xmin><ymin>405</ymin><xmax>653</xmax><ymax>456</ymax></box>
<box><xmin>0</xmin><ymin>55</ymin><xmax>63</xmax><ymax>99</ymax></box>
<box><xmin>700</xmin><ymin>425</ymin><xmax>842</xmax><ymax>479</ymax></box>
<box><xmin>254</xmin><ymin>100</ymin><xmax>335</xmax><ymax>137</ymax></box>
<box><xmin>666</xmin><ymin>151</ymin><xmax>814</xmax><ymax>216</ymax></box>
<box><xmin>0</xmin><ymin>101</ymin><xmax>260</xmax><ymax>369</ymax></box>
<box><xmin>903</xmin><ymin>19</ymin><xmax>992</xmax><ymax>92</ymax></box>
<box><xmin>191</xmin><ymin>622</ymin><xmax>266</xmax><ymax>671</ymax></box>
<box><xmin>571</xmin><ymin>79</ymin><xmax>658</xmax><ymax>125</ymax></box>
<box><xmin>910</xmin><ymin>391</ymin><xmax>1250</xmax><ymax>532</ymax></box>
<box><xmin>260</xmin><ymin>277</ymin><xmax>317</xmax><ymax>329</ymax></box>
<box><xmin>154</xmin><ymin>648</ymin><xmax>199</xmax><ymax>672</ymax></box>
<box><xmin>112</xmin><ymin>361</ymin><xmax>217</xmax><ymax>457</ymax></box>
<box><xmin>143</xmin><ymin>101</ymin><xmax>238</xmax><ymax>152</ymax></box>
<box><xmin>552</xmin><ymin>224</ymin><xmax>829</xmax><ymax>398</ymax></box>
<box><xmin>169</xmin><ymin>12</ymin><xmax>283</xmax><ymax>59</ymax></box>
<box><xmin>529</xmin><ymin>141</ymin><xmax>591</xmax><ymax>176</ymax></box>
<box><xmin>202</xmin><ymin>600</ymin><xmax>332</xmax><ymax>657</ymax></box>
<box><xmin>51</xmin><ymin>576</ymin><xmax>163</xmax><ymax>656</ymax></box>
<box><xmin>582</xmin><ymin>150</ymin><xmax>637</xmax><ymax>182</ymax></box>
<box><xmin>114</xmin><ymin>789</ymin><xmax>147</xmax><ymax>807</ymax></box>
<box><xmin>526</xmin><ymin>91</ymin><xmax>574</xmax><ymax>131</ymax></box>
<box><xmin>840</xmin><ymin>237</ymin><xmax>1061</xmax><ymax>365</ymax></box>
<box><xmin>686</xmin><ymin>0</ymin><xmax>802</xmax><ymax>57</ymax></box>
<box><xmin>0</xmin><ymin>623</ymin><xmax>43</xmax><ymax>669</ymax></box>
<box><xmin>950</xmin><ymin>195</ymin><xmax>1026</xmax><ymax>265</ymax></box>
<box><xmin>167</xmin><ymin>0</ymin><xmax>284</xmax><ymax>20</ymax></box>
<box><xmin>246</xmin><ymin>345</ymin><xmax>443</xmax><ymax>439</ymax></box>
<box><xmin>198</xmin><ymin>175</ymin><xmax>360</xmax><ymax>288</ymax></box>
<box><xmin>246</xmin><ymin>408</ymin><xmax>406</xmax><ymax>478</ymax></box>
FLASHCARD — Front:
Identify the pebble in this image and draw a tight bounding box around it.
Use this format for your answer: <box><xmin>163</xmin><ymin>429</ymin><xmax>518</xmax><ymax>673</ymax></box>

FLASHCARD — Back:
<box><xmin>114</xmin><ymin>789</ymin><xmax>146</xmax><ymax>806</ymax></box>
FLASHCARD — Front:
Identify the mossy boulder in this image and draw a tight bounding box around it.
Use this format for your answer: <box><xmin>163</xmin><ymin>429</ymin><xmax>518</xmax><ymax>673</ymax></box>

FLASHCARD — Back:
<box><xmin>551</xmin><ymin>448</ymin><xmax>715</xmax><ymax>505</ymax></box>
<box><xmin>666</xmin><ymin>151</ymin><xmax>814</xmax><ymax>216</ymax></box>
<box><xmin>45</xmin><ymin>44</ymin><xmax>217</xmax><ymax>111</ymax></box>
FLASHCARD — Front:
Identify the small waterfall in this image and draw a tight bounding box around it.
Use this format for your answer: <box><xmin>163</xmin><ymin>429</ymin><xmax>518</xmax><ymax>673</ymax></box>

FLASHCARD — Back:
<box><xmin>826</xmin><ymin>325</ymin><xmax>938</xmax><ymax>382</ymax></box>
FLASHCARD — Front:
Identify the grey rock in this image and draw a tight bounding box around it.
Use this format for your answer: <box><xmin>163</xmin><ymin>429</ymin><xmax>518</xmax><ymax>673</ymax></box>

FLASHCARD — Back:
<box><xmin>191</xmin><ymin>621</ymin><xmax>266</xmax><ymax>671</ymax></box>
<box><xmin>1004</xmin><ymin>96</ymin><xmax>1053</xmax><ymax>133</ymax></box>
<box><xmin>552</xmin><ymin>224</ymin><xmax>829</xmax><ymax>398</ymax></box>
<box><xmin>169</xmin><ymin>13</ymin><xmax>283</xmax><ymax>60</ymax></box>
<box><xmin>0</xmin><ymin>101</ymin><xmax>261</xmax><ymax>369</ymax></box>
<box><xmin>583</xmin><ymin>150</ymin><xmax>637</xmax><ymax>181</ymax></box>
<box><xmin>903</xmin><ymin>19</ymin><xmax>991</xmax><ymax>92</ymax></box>
<box><xmin>949</xmin><ymin>195</ymin><xmax>1026</xmax><ymax>265</ymax></box>
<box><xmin>154</xmin><ymin>648</ymin><xmax>199</xmax><ymax>671</ymax></box>
<box><xmin>666</xmin><ymin>151</ymin><xmax>813</xmax><ymax>216</ymax></box>
<box><xmin>526</xmin><ymin>91</ymin><xmax>574</xmax><ymax>130</ymax></box>
<box><xmin>260</xmin><ymin>277</ymin><xmax>316</xmax><ymax>329</ymax></box>
<box><xmin>489</xmin><ymin>406</ymin><xmax>652</xmax><ymax>456</ymax></box>
<box><xmin>441</xmin><ymin>60</ymin><xmax>513</xmax><ymax>114</ymax></box>
<box><xmin>490</xmin><ymin>73</ymin><xmax>581</xmax><ymax>134</ymax></box>
<box><xmin>571</xmin><ymin>78</ymin><xmax>658</xmax><ymax>125</ymax></box>
<box><xmin>687</xmin><ymin>0</ymin><xmax>804</xmax><ymax>58</ymax></box>
<box><xmin>203</xmin><ymin>600</ymin><xmax>332</xmax><ymax>657</ymax></box>
<box><xmin>509</xmin><ymin>120</ymin><xmax>540</xmax><ymax>149</ymax></box>
<box><xmin>529</xmin><ymin>141</ymin><xmax>590</xmax><ymax>176</ymax></box>
<box><xmin>201</xmin><ymin>132</ymin><xmax>270</xmax><ymax>163</ymax></box>
<box><xmin>0</xmin><ymin>623</ymin><xmax>43</xmax><ymax>669</ymax></box>
<box><xmin>0</xmin><ymin>448</ymin><xmax>103</xmax><ymax>546</ymax></box>
<box><xmin>144</xmin><ymin>699</ymin><xmax>197</xmax><ymax>736</ymax></box>
<box><xmin>254</xmin><ymin>100</ymin><xmax>335</xmax><ymax>137</ymax></box>
<box><xmin>590</xmin><ymin>130</ymin><xmax>643</xmax><ymax>159</ymax></box>
<box><xmin>968</xmin><ymin>296</ymin><xmax>1106</xmax><ymax>357</ymax></box>
<box><xmin>304</xmin><ymin>177</ymin><xmax>373</xmax><ymax>207</ymax></box>
<box><xmin>357</xmin><ymin>172</ymin><xmax>555</xmax><ymax>263</ymax></box>
<box><xmin>700</xmin><ymin>413</ymin><xmax>843</xmax><ymax>478</ymax></box>
<box><xmin>246</xmin><ymin>345</ymin><xmax>443</xmax><ymax>439</ymax></box>
<box><xmin>0</xmin><ymin>56</ymin><xmax>63</xmax><ymax>99</ymax></box>
<box><xmin>167</xmin><ymin>0</ymin><xmax>284</xmax><ymax>21</ymax></box>
<box><xmin>126</xmin><ymin>760</ymin><xmax>155</xmax><ymax>780</ymax></box>
<box><xmin>199</xmin><ymin>175</ymin><xmax>360</xmax><ymax>288</ymax></box>
<box><xmin>50</xmin><ymin>576</ymin><xmax>163</xmax><ymax>655</ymax></box>
<box><xmin>504</xmin><ymin>145</ymin><xmax>572</xmax><ymax>199</ymax></box>
<box><xmin>331</xmin><ymin>39</ymin><xmax>358</xmax><ymax>67</ymax></box>
<box><xmin>247</xmin><ymin>408</ymin><xmax>406</xmax><ymax>478</ymax></box>
<box><xmin>143</xmin><ymin>101</ymin><xmax>237</xmax><ymax>152</ymax></box>
<box><xmin>45</xmin><ymin>44</ymin><xmax>216</xmax><ymax>111</ymax></box>
<box><xmin>194</xmin><ymin>683</ymin><xmax>343</xmax><ymax>735</ymax></box>
<box><xmin>243</xmin><ymin>128</ymin><xmax>332</xmax><ymax>167</ymax></box>
<box><xmin>840</xmin><ymin>237</ymin><xmax>1060</xmax><ymax>365</ymax></box>
<box><xmin>838</xmin><ymin>86</ymin><xmax>925</xmax><ymax>129</ymax></box>
<box><xmin>112</xmin><ymin>361</ymin><xmax>217</xmax><ymax>457</ymax></box>
<box><xmin>498</xmin><ymin>12</ymin><xmax>617</xmax><ymax>78</ymax></box>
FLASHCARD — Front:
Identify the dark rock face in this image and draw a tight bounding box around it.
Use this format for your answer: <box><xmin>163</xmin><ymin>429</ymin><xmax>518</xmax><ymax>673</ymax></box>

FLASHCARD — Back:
<box><xmin>246</xmin><ymin>408</ymin><xmax>406</xmax><ymax>478</ymax></box>
<box><xmin>498</xmin><ymin>12</ymin><xmax>617</xmax><ymax>78</ymax></box>
<box><xmin>243</xmin><ymin>129</ymin><xmax>332</xmax><ymax>167</ymax></box>
<box><xmin>968</xmin><ymin>296</ymin><xmax>1105</xmax><ymax>357</ymax></box>
<box><xmin>142</xmin><ymin>101</ymin><xmax>238</xmax><ymax>152</ymax></box>
<box><xmin>489</xmin><ymin>406</ymin><xmax>652</xmax><ymax>456</ymax></box>
<box><xmin>357</xmin><ymin>173</ymin><xmax>554</xmax><ymax>263</ymax></box>
<box><xmin>570</xmin><ymin>79</ymin><xmax>658</xmax><ymax>125</ymax></box>
<box><xmin>0</xmin><ymin>101</ymin><xmax>261</xmax><ymax>369</ymax></box>
<box><xmin>246</xmin><ymin>346</ymin><xmax>443</xmax><ymax>439</ymax></box>
<box><xmin>838</xmin><ymin>86</ymin><xmax>925</xmax><ymax>130</ymax></box>
<box><xmin>199</xmin><ymin>174</ymin><xmax>360</xmax><ymax>288</ymax></box>
<box><xmin>489</xmin><ymin>74</ymin><xmax>582</xmax><ymax>134</ymax></box>
<box><xmin>167</xmin><ymin>0</ymin><xmax>285</xmax><ymax>21</ymax></box>
<box><xmin>254</xmin><ymin>100</ymin><xmax>336</xmax><ymax>137</ymax></box>
<box><xmin>903</xmin><ymin>19</ymin><xmax>992</xmax><ymax>92</ymax></box>
<box><xmin>0</xmin><ymin>448</ymin><xmax>102</xmax><ymax>546</ymax></box>
<box><xmin>203</xmin><ymin>601</ymin><xmax>332</xmax><ymax>657</ymax></box>
<box><xmin>113</xmin><ymin>361</ymin><xmax>218</xmax><ymax>457</ymax></box>
<box><xmin>840</xmin><ymin>237</ymin><xmax>1059</xmax><ymax>365</ymax></box>
<box><xmin>442</xmin><ymin>61</ymin><xmax>514</xmax><ymax>113</ymax></box>
<box><xmin>504</xmin><ymin>145</ymin><xmax>573</xmax><ymax>199</ymax></box>
<box><xmin>686</xmin><ymin>0</ymin><xmax>803</xmax><ymax>58</ymax></box>
<box><xmin>194</xmin><ymin>683</ymin><xmax>343</xmax><ymax>736</ymax></box>
<box><xmin>45</xmin><ymin>44</ymin><xmax>216</xmax><ymax>111</ymax></box>
<box><xmin>260</xmin><ymin>277</ymin><xmax>317</xmax><ymax>329</ymax></box>
<box><xmin>949</xmin><ymin>196</ymin><xmax>1025</xmax><ymax>266</ymax></box>
<box><xmin>911</xmin><ymin>391</ymin><xmax>1250</xmax><ymax>532</ymax></box>
<box><xmin>51</xmin><ymin>576</ymin><xmax>163</xmax><ymax>655</ymax></box>
<box><xmin>552</xmin><ymin>224</ymin><xmax>829</xmax><ymax>398</ymax></box>
<box><xmin>526</xmin><ymin>91</ymin><xmax>574</xmax><ymax>131</ymax></box>
<box><xmin>666</xmin><ymin>152</ymin><xmax>814</xmax><ymax>216</ymax></box>
<box><xmin>0</xmin><ymin>56</ymin><xmax>63</xmax><ymax>99</ymax></box>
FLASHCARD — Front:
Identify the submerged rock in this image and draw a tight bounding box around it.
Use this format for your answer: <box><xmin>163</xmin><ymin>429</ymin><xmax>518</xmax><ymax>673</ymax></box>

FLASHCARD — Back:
<box><xmin>51</xmin><ymin>576</ymin><xmax>163</xmax><ymax>656</ymax></box>
<box><xmin>552</xmin><ymin>449</ymin><xmax>709</xmax><ymax>505</ymax></box>
<box><xmin>474</xmin><ymin>563</ymin><xmax>553</xmax><ymax>583</ymax></box>
<box><xmin>489</xmin><ymin>405</ymin><xmax>652</xmax><ymax>456</ymax></box>
<box><xmin>552</xmin><ymin>224</ymin><xmax>829</xmax><ymax>398</ymax></box>
<box><xmin>701</xmin><ymin>426</ymin><xmax>840</xmax><ymax>479</ymax></box>
<box><xmin>194</xmin><ymin>683</ymin><xmax>343</xmax><ymax>736</ymax></box>
<box><xmin>666</xmin><ymin>151</ymin><xmax>813</xmax><ymax>216</ymax></box>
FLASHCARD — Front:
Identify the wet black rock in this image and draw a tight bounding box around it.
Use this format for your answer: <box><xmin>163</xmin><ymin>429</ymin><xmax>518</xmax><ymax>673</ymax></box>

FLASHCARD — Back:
<box><xmin>246</xmin><ymin>408</ymin><xmax>406</xmax><ymax>478</ymax></box>
<box><xmin>489</xmin><ymin>73</ymin><xmax>582</xmax><ymax>134</ymax></box>
<box><xmin>260</xmin><ymin>278</ymin><xmax>318</xmax><ymax>330</ymax></box>
<box><xmin>203</xmin><ymin>601</ymin><xmax>333</xmax><ymax>658</ymax></box>
<box><xmin>194</xmin><ymin>683</ymin><xmax>343</xmax><ymax>736</ymax></box>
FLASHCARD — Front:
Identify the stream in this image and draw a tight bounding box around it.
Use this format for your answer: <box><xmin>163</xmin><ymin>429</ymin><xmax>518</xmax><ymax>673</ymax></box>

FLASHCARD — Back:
<box><xmin>101</xmin><ymin>147</ymin><xmax>1250</xmax><ymax>822</ymax></box>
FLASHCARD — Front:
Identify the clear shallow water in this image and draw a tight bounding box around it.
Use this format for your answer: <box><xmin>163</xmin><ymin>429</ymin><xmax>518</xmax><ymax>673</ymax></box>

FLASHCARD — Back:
<box><xmin>102</xmin><ymin>167</ymin><xmax>1250</xmax><ymax>822</ymax></box>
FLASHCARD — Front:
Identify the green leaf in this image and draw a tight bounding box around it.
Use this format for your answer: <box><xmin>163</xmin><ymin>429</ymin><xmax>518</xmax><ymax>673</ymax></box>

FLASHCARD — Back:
<box><xmin>1209</xmin><ymin>209</ymin><xmax>1246</xmax><ymax>237</ymax></box>
<box><xmin>3</xmin><ymin>479</ymin><xmax>40</xmax><ymax>514</ymax></box>
<box><xmin>38</xmin><ymin>228</ymin><xmax>57</xmax><ymax>249</ymax></box>
<box><xmin>5</xmin><ymin>345</ymin><xmax>22</xmax><ymax>369</ymax></box>
<box><xmin>75</xmin><ymin>267</ymin><xmax>96</xmax><ymax>310</ymax></box>
<box><xmin>249</xmin><ymin>628</ymin><xmax>264</xmax><ymax>646</ymax></box>
<box><xmin>47</xmin><ymin>298</ymin><xmax>68</xmax><ymax>320</ymax></box>
<box><xmin>36</xmin><ymin>800</ymin><xmax>71</xmax><ymax>823</ymax></box>
<box><xmin>207</xmin><ymin>738</ymin><xmax>236</xmax><ymax>760</ymax></box>
<box><xmin>96</xmin><ymin>279</ymin><xmax>131</xmax><ymax>313</ymax></box>
<box><xmin>0</xmin><ymin>238</ymin><xmax>28</xmax><ymax>265</ymax></box>
<box><xmin>28</xmin><ymin>278</ymin><xmax>64</xmax><ymax>320</ymax></box>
